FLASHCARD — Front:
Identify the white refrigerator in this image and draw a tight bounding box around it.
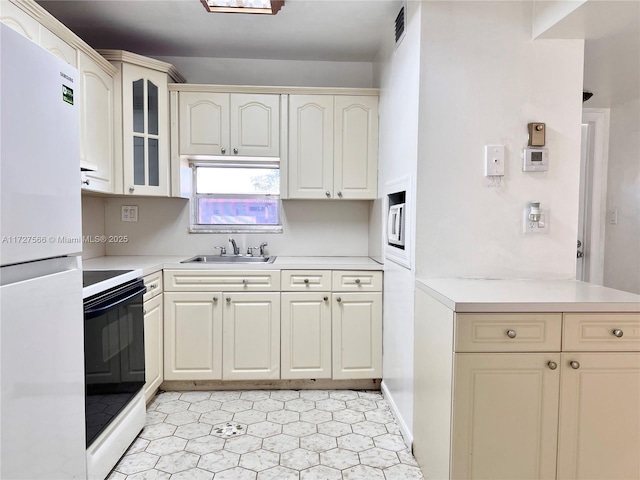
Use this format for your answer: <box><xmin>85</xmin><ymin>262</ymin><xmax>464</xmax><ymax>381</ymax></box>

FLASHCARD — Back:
<box><xmin>0</xmin><ymin>23</ymin><xmax>86</xmax><ymax>479</ymax></box>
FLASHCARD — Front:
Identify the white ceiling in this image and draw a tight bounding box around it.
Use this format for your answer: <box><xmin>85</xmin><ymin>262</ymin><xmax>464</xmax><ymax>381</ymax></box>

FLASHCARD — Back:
<box><xmin>36</xmin><ymin>0</ymin><xmax>401</xmax><ymax>62</ymax></box>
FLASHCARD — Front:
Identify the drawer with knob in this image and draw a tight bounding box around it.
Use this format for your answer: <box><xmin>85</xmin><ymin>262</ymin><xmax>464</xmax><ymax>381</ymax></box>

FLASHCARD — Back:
<box><xmin>281</xmin><ymin>270</ymin><xmax>331</xmax><ymax>291</ymax></box>
<box><xmin>332</xmin><ymin>271</ymin><xmax>382</xmax><ymax>292</ymax></box>
<box><xmin>454</xmin><ymin>313</ymin><xmax>562</xmax><ymax>352</ymax></box>
<box><xmin>163</xmin><ymin>270</ymin><xmax>280</xmax><ymax>292</ymax></box>
<box><xmin>563</xmin><ymin>313</ymin><xmax>640</xmax><ymax>351</ymax></box>
<box><xmin>143</xmin><ymin>271</ymin><xmax>163</xmax><ymax>302</ymax></box>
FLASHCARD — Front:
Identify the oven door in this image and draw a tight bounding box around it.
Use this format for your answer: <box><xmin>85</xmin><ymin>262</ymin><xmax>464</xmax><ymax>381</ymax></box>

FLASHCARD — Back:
<box><xmin>84</xmin><ymin>279</ymin><xmax>146</xmax><ymax>447</ymax></box>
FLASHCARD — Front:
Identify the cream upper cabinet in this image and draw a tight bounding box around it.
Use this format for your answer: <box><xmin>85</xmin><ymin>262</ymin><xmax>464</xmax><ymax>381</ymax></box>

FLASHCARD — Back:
<box><xmin>281</xmin><ymin>292</ymin><xmax>332</xmax><ymax>380</ymax></box>
<box><xmin>39</xmin><ymin>26</ymin><xmax>76</xmax><ymax>67</ymax></box>
<box><xmin>163</xmin><ymin>292</ymin><xmax>223</xmax><ymax>381</ymax></box>
<box><xmin>557</xmin><ymin>352</ymin><xmax>640</xmax><ymax>480</ymax></box>
<box><xmin>99</xmin><ymin>50</ymin><xmax>183</xmax><ymax>196</ymax></box>
<box><xmin>451</xmin><ymin>353</ymin><xmax>561</xmax><ymax>480</ymax></box>
<box><xmin>179</xmin><ymin>92</ymin><xmax>230</xmax><ymax>156</ymax></box>
<box><xmin>78</xmin><ymin>51</ymin><xmax>115</xmax><ymax>193</ymax></box>
<box><xmin>334</xmin><ymin>96</ymin><xmax>378</xmax><ymax>199</ymax></box>
<box><xmin>178</xmin><ymin>92</ymin><xmax>279</xmax><ymax>157</ymax></box>
<box><xmin>222</xmin><ymin>292</ymin><xmax>280</xmax><ymax>381</ymax></box>
<box><xmin>143</xmin><ymin>293</ymin><xmax>163</xmax><ymax>402</ymax></box>
<box><xmin>332</xmin><ymin>292</ymin><xmax>382</xmax><ymax>379</ymax></box>
<box><xmin>288</xmin><ymin>95</ymin><xmax>334</xmax><ymax>199</ymax></box>
<box><xmin>0</xmin><ymin>2</ymin><xmax>39</xmax><ymax>43</ymax></box>
<box><xmin>288</xmin><ymin>95</ymin><xmax>378</xmax><ymax>200</ymax></box>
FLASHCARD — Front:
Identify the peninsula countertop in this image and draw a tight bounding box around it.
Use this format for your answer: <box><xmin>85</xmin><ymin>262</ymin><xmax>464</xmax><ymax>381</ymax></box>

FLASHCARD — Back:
<box><xmin>416</xmin><ymin>278</ymin><xmax>640</xmax><ymax>313</ymax></box>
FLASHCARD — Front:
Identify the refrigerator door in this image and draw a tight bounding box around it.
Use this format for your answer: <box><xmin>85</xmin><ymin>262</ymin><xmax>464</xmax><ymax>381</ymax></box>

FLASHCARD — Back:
<box><xmin>0</xmin><ymin>256</ymin><xmax>86</xmax><ymax>479</ymax></box>
<box><xmin>0</xmin><ymin>24</ymin><xmax>81</xmax><ymax>266</ymax></box>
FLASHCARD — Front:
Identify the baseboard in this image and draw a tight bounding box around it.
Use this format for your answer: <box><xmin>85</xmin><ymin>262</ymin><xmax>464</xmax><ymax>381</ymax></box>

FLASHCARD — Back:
<box><xmin>161</xmin><ymin>378</ymin><xmax>381</xmax><ymax>392</ymax></box>
<box><xmin>381</xmin><ymin>380</ymin><xmax>413</xmax><ymax>449</ymax></box>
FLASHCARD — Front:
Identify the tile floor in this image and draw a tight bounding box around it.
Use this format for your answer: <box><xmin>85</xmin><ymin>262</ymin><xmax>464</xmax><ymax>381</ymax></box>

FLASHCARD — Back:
<box><xmin>108</xmin><ymin>389</ymin><xmax>424</xmax><ymax>480</ymax></box>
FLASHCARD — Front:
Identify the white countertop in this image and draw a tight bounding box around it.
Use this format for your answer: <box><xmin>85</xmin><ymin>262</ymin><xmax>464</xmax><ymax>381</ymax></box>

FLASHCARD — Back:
<box><xmin>82</xmin><ymin>255</ymin><xmax>383</xmax><ymax>277</ymax></box>
<box><xmin>416</xmin><ymin>278</ymin><xmax>640</xmax><ymax>313</ymax></box>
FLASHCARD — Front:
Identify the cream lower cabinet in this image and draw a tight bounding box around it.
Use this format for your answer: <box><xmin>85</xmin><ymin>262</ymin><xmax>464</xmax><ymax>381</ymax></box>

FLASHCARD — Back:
<box><xmin>451</xmin><ymin>353</ymin><xmax>561</xmax><ymax>479</ymax></box>
<box><xmin>223</xmin><ymin>293</ymin><xmax>280</xmax><ymax>380</ymax></box>
<box><xmin>143</xmin><ymin>293</ymin><xmax>163</xmax><ymax>401</ymax></box>
<box><xmin>163</xmin><ymin>292</ymin><xmax>223</xmax><ymax>380</ymax></box>
<box><xmin>332</xmin><ymin>292</ymin><xmax>382</xmax><ymax>380</ymax></box>
<box><xmin>414</xmin><ymin>292</ymin><xmax>640</xmax><ymax>480</ymax></box>
<box><xmin>281</xmin><ymin>292</ymin><xmax>332</xmax><ymax>379</ymax></box>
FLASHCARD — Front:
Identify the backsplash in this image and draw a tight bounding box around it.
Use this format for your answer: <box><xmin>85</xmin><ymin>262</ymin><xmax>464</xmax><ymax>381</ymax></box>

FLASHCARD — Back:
<box><xmin>92</xmin><ymin>197</ymin><xmax>371</xmax><ymax>257</ymax></box>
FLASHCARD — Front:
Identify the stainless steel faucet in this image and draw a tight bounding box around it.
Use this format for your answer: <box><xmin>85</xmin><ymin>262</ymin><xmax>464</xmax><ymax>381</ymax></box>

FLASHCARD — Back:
<box><xmin>259</xmin><ymin>242</ymin><xmax>268</xmax><ymax>256</ymax></box>
<box><xmin>229</xmin><ymin>238</ymin><xmax>240</xmax><ymax>255</ymax></box>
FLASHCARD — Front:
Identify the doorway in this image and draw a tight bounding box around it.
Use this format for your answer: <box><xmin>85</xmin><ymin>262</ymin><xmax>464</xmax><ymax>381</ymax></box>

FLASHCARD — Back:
<box><xmin>576</xmin><ymin>109</ymin><xmax>610</xmax><ymax>283</ymax></box>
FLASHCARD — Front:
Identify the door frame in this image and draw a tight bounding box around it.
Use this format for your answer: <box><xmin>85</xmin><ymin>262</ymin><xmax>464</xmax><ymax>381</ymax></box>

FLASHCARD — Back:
<box><xmin>579</xmin><ymin>108</ymin><xmax>610</xmax><ymax>284</ymax></box>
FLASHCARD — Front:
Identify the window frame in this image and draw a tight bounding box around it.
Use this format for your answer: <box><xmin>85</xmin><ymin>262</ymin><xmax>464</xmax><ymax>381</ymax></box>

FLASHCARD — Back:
<box><xmin>189</xmin><ymin>159</ymin><xmax>283</xmax><ymax>234</ymax></box>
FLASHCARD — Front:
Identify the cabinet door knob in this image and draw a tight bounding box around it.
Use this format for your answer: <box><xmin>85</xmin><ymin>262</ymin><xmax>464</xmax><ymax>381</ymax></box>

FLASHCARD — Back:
<box><xmin>547</xmin><ymin>361</ymin><xmax>558</xmax><ymax>370</ymax></box>
<box><xmin>242</xmin><ymin>279</ymin><xmax>248</xmax><ymax>285</ymax></box>
<box><xmin>570</xmin><ymin>361</ymin><xmax>580</xmax><ymax>369</ymax></box>
<box><xmin>82</xmin><ymin>179</ymin><xmax>90</xmax><ymax>186</ymax></box>
<box><xmin>355</xmin><ymin>279</ymin><xmax>361</xmax><ymax>285</ymax></box>
<box><xmin>213</xmin><ymin>296</ymin><xmax>218</xmax><ymax>302</ymax></box>
<box><xmin>129</xmin><ymin>186</ymin><xmax>135</xmax><ymax>193</ymax></box>
<box><xmin>304</xmin><ymin>279</ymin><xmax>309</xmax><ymax>284</ymax></box>
<box><xmin>221</xmin><ymin>147</ymin><xmax>226</xmax><ymax>154</ymax></box>
<box><xmin>226</xmin><ymin>297</ymin><xmax>231</xmax><ymax>303</ymax></box>
<box><xmin>612</xmin><ymin>329</ymin><xmax>624</xmax><ymax>338</ymax></box>
<box><xmin>323</xmin><ymin>296</ymin><xmax>328</xmax><ymax>302</ymax></box>
<box><xmin>233</xmin><ymin>148</ymin><xmax>239</xmax><ymax>155</ymax></box>
<box><xmin>325</xmin><ymin>191</ymin><xmax>331</xmax><ymax>197</ymax></box>
<box><xmin>506</xmin><ymin>330</ymin><xmax>517</xmax><ymax>339</ymax></box>
<box><xmin>336</xmin><ymin>297</ymin><xmax>342</xmax><ymax>303</ymax></box>
<box><xmin>337</xmin><ymin>191</ymin><xmax>343</xmax><ymax>198</ymax></box>
<box><xmin>143</xmin><ymin>309</ymin><xmax>147</xmax><ymax>315</ymax></box>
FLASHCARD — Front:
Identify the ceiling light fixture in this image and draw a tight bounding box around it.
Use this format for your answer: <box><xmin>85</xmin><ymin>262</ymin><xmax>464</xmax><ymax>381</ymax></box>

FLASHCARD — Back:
<box><xmin>201</xmin><ymin>0</ymin><xmax>284</xmax><ymax>15</ymax></box>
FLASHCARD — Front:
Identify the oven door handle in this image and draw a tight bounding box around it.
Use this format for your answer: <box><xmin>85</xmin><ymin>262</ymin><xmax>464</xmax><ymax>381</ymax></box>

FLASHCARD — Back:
<box><xmin>84</xmin><ymin>285</ymin><xmax>147</xmax><ymax>316</ymax></box>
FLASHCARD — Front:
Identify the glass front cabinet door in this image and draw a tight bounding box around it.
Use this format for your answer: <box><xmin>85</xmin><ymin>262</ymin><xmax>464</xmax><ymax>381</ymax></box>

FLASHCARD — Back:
<box><xmin>123</xmin><ymin>65</ymin><xmax>168</xmax><ymax>196</ymax></box>
<box><xmin>99</xmin><ymin>50</ymin><xmax>183</xmax><ymax>196</ymax></box>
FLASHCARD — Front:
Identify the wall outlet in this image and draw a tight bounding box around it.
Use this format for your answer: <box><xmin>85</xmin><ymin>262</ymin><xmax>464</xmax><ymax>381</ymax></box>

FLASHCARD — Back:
<box><xmin>121</xmin><ymin>205</ymin><xmax>138</xmax><ymax>222</ymax></box>
<box><xmin>608</xmin><ymin>208</ymin><xmax>618</xmax><ymax>225</ymax></box>
<box><xmin>523</xmin><ymin>208</ymin><xmax>549</xmax><ymax>234</ymax></box>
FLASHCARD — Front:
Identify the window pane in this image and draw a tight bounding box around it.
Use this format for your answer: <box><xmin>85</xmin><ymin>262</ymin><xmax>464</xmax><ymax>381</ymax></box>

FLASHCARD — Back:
<box><xmin>197</xmin><ymin>196</ymin><xmax>279</xmax><ymax>225</ymax></box>
<box><xmin>133</xmin><ymin>136</ymin><xmax>145</xmax><ymax>185</ymax></box>
<box><xmin>147</xmin><ymin>81</ymin><xmax>158</xmax><ymax>135</ymax></box>
<box><xmin>148</xmin><ymin>138</ymin><xmax>159</xmax><ymax>186</ymax></box>
<box><xmin>196</xmin><ymin>167</ymin><xmax>279</xmax><ymax>195</ymax></box>
<box><xmin>132</xmin><ymin>79</ymin><xmax>144</xmax><ymax>134</ymax></box>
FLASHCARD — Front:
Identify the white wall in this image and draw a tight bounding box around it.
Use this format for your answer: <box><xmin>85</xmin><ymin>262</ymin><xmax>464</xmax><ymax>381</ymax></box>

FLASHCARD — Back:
<box><xmin>81</xmin><ymin>196</ymin><xmax>106</xmax><ymax>260</ymax></box>
<box><xmin>155</xmin><ymin>56</ymin><xmax>374</xmax><ymax>87</ymax></box>
<box><xmin>102</xmin><ymin>197</ymin><xmax>370</xmax><ymax>257</ymax></box>
<box><xmin>373</xmin><ymin>1</ymin><xmax>421</xmax><ymax>443</ymax></box>
<box><xmin>415</xmin><ymin>1</ymin><xmax>585</xmax><ymax>280</ymax></box>
<box><xmin>603</xmin><ymin>98</ymin><xmax>640</xmax><ymax>294</ymax></box>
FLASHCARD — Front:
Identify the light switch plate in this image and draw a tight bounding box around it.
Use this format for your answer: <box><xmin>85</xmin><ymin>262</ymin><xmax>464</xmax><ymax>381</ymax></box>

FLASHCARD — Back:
<box><xmin>121</xmin><ymin>205</ymin><xmax>138</xmax><ymax>222</ymax></box>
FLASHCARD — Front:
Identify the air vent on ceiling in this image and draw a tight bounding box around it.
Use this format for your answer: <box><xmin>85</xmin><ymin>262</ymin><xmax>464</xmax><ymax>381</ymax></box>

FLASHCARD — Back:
<box><xmin>395</xmin><ymin>2</ymin><xmax>406</xmax><ymax>47</ymax></box>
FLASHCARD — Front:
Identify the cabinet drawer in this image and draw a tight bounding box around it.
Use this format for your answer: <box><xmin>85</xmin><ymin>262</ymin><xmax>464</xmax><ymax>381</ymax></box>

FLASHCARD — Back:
<box><xmin>563</xmin><ymin>313</ymin><xmax>640</xmax><ymax>351</ymax></box>
<box><xmin>281</xmin><ymin>270</ymin><xmax>331</xmax><ymax>291</ymax></box>
<box><xmin>143</xmin><ymin>271</ymin><xmax>163</xmax><ymax>302</ymax></box>
<box><xmin>164</xmin><ymin>270</ymin><xmax>280</xmax><ymax>292</ymax></box>
<box><xmin>455</xmin><ymin>313</ymin><xmax>562</xmax><ymax>352</ymax></box>
<box><xmin>332</xmin><ymin>271</ymin><xmax>382</xmax><ymax>292</ymax></box>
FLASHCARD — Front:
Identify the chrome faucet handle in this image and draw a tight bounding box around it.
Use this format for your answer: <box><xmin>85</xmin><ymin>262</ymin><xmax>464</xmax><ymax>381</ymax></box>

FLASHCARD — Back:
<box><xmin>259</xmin><ymin>242</ymin><xmax>268</xmax><ymax>256</ymax></box>
<box><xmin>247</xmin><ymin>246</ymin><xmax>260</xmax><ymax>256</ymax></box>
<box><xmin>214</xmin><ymin>246</ymin><xmax>226</xmax><ymax>256</ymax></box>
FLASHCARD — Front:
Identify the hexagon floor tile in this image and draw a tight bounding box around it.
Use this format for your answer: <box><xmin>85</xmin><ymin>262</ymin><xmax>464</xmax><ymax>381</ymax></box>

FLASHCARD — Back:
<box><xmin>108</xmin><ymin>389</ymin><xmax>423</xmax><ymax>479</ymax></box>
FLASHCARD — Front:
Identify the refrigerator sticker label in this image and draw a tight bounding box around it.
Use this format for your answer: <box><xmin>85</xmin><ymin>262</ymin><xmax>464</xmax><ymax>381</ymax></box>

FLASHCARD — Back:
<box><xmin>63</xmin><ymin>85</ymin><xmax>74</xmax><ymax>105</ymax></box>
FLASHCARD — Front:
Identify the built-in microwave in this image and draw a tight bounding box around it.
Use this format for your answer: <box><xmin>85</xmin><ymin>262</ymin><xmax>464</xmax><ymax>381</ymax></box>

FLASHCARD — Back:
<box><xmin>387</xmin><ymin>203</ymin><xmax>405</xmax><ymax>247</ymax></box>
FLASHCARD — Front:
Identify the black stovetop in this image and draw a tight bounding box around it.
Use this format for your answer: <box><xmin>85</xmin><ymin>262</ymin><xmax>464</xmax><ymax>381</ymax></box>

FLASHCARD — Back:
<box><xmin>82</xmin><ymin>270</ymin><xmax>133</xmax><ymax>288</ymax></box>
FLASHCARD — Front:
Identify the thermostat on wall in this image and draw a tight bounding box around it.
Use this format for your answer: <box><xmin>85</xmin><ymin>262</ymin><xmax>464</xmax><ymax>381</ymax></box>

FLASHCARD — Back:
<box><xmin>522</xmin><ymin>147</ymin><xmax>549</xmax><ymax>172</ymax></box>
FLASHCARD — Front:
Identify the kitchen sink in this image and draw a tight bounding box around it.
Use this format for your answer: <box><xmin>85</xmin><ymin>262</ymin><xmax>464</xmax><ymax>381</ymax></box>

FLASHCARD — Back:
<box><xmin>181</xmin><ymin>255</ymin><xmax>277</xmax><ymax>264</ymax></box>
